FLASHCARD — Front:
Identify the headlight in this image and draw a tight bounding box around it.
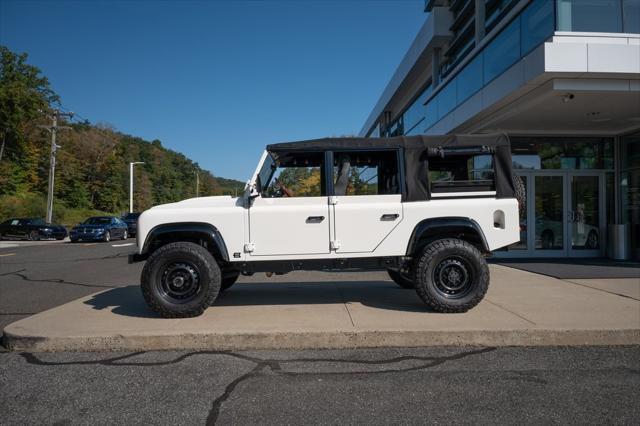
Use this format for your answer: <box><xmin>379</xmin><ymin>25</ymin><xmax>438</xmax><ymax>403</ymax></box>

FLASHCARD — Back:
<box><xmin>42</xmin><ymin>228</ymin><xmax>52</xmax><ymax>232</ymax></box>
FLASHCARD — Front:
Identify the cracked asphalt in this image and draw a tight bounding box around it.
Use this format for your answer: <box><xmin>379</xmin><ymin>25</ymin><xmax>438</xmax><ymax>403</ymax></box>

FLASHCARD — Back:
<box><xmin>1</xmin><ymin>346</ymin><xmax>639</xmax><ymax>424</ymax></box>
<box><xmin>1</xmin><ymin>241</ymin><xmax>639</xmax><ymax>424</ymax></box>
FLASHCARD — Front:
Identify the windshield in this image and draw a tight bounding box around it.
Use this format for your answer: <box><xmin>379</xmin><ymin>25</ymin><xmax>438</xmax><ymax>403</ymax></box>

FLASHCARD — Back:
<box><xmin>257</xmin><ymin>153</ymin><xmax>276</xmax><ymax>193</ymax></box>
<box><xmin>84</xmin><ymin>217</ymin><xmax>111</xmax><ymax>225</ymax></box>
<box><xmin>29</xmin><ymin>218</ymin><xmax>46</xmax><ymax>225</ymax></box>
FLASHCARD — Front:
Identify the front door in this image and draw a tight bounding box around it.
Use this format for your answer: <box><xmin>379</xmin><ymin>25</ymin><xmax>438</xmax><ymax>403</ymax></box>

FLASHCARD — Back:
<box><xmin>499</xmin><ymin>171</ymin><xmax>605</xmax><ymax>257</ymax></box>
<box><xmin>248</xmin><ymin>151</ymin><xmax>331</xmax><ymax>257</ymax></box>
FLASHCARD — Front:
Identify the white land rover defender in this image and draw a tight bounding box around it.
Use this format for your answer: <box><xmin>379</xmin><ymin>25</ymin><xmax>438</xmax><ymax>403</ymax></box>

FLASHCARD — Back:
<box><xmin>130</xmin><ymin>134</ymin><xmax>524</xmax><ymax>318</ymax></box>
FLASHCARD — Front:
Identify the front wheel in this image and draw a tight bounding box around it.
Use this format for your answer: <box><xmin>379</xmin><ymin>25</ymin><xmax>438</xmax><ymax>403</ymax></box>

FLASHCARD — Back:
<box><xmin>414</xmin><ymin>238</ymin><xmax>489</xmax><ymax>313</ymax></box>
<box><xmin>122</xmin><ymin>229</ymin><xmax>128</xmax><ymax>240</ymax></box>
<box><xmin>141</xmin><ymin>242</ymin><xmax>221</xmax><ymax>318</ymax></box>
<box><xmin>29</xmin><ymin>230</ymin><xmax>40</xmax><ymax>241</ymax></box>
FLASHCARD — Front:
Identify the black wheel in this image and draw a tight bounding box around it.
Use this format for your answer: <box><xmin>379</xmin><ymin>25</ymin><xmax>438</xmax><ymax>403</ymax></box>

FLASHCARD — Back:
<box><xmin>122</xmin><ymin>229</ymin><xmax>128</xmax><ymax>240</ymax></box>
<box><xmin>414</xmin><ymin>238</ymin><xmax>489</xmax><ymax>313</ymax></box>
<box><xmin>29</xmin><ymin>230</ymin><xmax>40</xmax><ymax>241</ymax></box>
<box><xmin>141</xmin><ymin>242</ymin><xmax>220</xmax><ymax>318</ymax></box>
<box><xmin>586</xmin><ymin>230</ymin><xmax>599</xmax><ymax>249</ymax></box>
<box><xmin>220</xmin><ymin>271</ymin><xmax>240</xmax><ymax>291</ymax></box>
<box><xmin>541</xmin><ymin>230</ymin><xmax>554</xmax><ymax>249</ymax></box>
<box><xmin>387</xmin><ymin>268</ymin><xmax>414</xmax><ymax>289</ymax></box>
<box><xmin>103</xmin><ymin>231</ymin><xmax>111</xmax><ymax>243</ymax></box>
<box><xmin>70</xmin><ymin>238</ymin><xmax>78</xmax><ymax>243</ymax></box>
<box><xmin>513</xmin><ymin>175</ymin><xmax>526</xmax><ymax>216</ymax></box>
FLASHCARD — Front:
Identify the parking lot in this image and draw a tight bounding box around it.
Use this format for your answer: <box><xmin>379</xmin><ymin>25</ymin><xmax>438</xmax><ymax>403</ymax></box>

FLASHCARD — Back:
<box><xmin>1</xmin><ymin>240</ymin><xmax>639</xmax><ymax>424</ymax></box>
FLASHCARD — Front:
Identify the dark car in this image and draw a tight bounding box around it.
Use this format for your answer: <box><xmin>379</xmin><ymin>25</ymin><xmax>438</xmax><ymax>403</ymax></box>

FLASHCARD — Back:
<box><xmin>69</xmin><ymin>216</ymin><xmax>129</xmax><ymax>243</ymax></box>
<box><xmin>121</xmin><ymin>212</ymin><xmax>141</xmax><ymax>236</ymax></box>
<box><xmin>0</xmin><ymin>218</ymin><xmax>68</xmax><ymax>241</ymax></box>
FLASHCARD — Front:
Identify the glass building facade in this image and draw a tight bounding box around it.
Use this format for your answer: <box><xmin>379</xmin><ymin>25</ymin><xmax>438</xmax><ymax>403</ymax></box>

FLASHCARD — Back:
<box><xmin>365</xmin><ymin>0</ymin><xmax>640</xmax><ymax>259</ymax></box>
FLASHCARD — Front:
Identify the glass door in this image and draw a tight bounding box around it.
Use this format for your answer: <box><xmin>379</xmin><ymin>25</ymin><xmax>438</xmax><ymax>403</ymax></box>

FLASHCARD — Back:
<box><xmin>568</xmin><ymin>174</ymin><xmax>604</xmax><ymax>257</ymax></box>
<box><xmin>534</xmin><ymin>174</ymin><xmax>566</xmax><ymax>256</ymax></box>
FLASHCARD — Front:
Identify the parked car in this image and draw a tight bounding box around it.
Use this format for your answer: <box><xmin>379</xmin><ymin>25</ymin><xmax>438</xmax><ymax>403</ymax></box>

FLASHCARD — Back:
<box><xmin>130</xmin><ymin>134</ymin><xmax>524</xmax><ymax>318</ymax></box>
<box><xmin>536</xmin><ymin>218</ymin><xmax>599</xmax><ymax>249</ymax></box>
<box><xmin>121</xmin><ymin>212</ymin><xmax>141</xmax><ymax>237</ymax></box>
<box><xmin>69</xmin><ymin>216</ymin><xmax>129</xmax><ymax>243</ymax></box>
<box><xmin>0</xmin><ymin>218</ymin><xmax>68</xmax><ymax>241</ymax></box>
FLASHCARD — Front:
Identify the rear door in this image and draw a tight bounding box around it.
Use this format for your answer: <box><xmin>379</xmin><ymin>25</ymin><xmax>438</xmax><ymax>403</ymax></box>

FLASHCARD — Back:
<box><xmin>331</xmin><ymin>150</ymin><xmax>403</xmax><ymax>253</ymax></box>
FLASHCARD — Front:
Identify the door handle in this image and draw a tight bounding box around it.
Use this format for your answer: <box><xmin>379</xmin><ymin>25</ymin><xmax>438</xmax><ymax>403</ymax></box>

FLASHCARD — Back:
<box><xmin>381</xmin><ymin>213</ymin><xmax>400</xmax><ymax>221</ymax></box>
<box><xmin>306</xmin><ymin>216</ymin><xmax>325</xmax><ymax>223</ymax></box>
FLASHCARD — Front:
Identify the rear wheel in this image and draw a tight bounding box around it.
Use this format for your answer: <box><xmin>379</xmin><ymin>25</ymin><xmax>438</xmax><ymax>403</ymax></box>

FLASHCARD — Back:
<box><xmin>414</xmin><ymin>238</ymin><xmax>489</xmax><ymax>313</ymax></box>
<box><xmin>387</xmin><ymin>268</ymin><xmax>414</xmax><ymax>289</ymax></box>
<box><xmin>122</xmin><ymin>229</ymin><xmax>128</xmax><ymax>240</ymax></box>
<box><xmin>29</xmin><ymin>230</ymin><xmax>40</xmax><ymax>241</ymax></box>
<box><xmin>513</xmin><ymin>175</ymin><xmax>526</xmax><ymax>216</ymax></box>
<box><xmin>141</xmin><ymin>242</ymin><xmax>220</xmax><ymax>318</ymax></box>
<box><xmin>103</xmin><ymin>231</ymin><xmax>111</xmax><ymax>243</ymax></box>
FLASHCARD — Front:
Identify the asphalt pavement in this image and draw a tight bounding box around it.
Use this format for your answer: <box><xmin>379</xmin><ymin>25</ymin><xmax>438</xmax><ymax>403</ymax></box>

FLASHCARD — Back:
<box><xmin>0</xmin><ymin>238</ymin><xmax>142</xmax><ymax>336</ymax></box>
<box><xmin>1</xmin><ymin>345</ymin><xmax>639</xmax><ymax>424</ymax></box>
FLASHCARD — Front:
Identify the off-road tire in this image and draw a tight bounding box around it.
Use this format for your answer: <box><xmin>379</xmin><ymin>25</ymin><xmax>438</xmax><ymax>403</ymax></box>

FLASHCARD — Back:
<box><xmin>141</xmin><ymin>242</ymin><xmax>221</xmax><ymax>318</ymax></box>
<box><xmin>414</xmin><ymin>238</ymin><xmax>489</xmax><ymax>313</ymax></box>
<box><xmin>387</xmin><ymin>268</ymin><xmax>414</xmax><ymax>289</ymax></box>
<box><xmin>513</xmin><ymin>175</ymin><xmax>526</xmax><ymax>216</ymax></box>
<box><xmin>220</xmin><ymin>272</ymin><xmax>240</xmax><ymax>291</ymax></box>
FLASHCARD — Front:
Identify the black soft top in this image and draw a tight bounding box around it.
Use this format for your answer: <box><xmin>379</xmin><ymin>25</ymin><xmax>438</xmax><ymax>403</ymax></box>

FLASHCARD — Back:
<box><xmin>267</xmin><ymin>134</ymin><xmax>515</xmax><ymax>202</ymax></box>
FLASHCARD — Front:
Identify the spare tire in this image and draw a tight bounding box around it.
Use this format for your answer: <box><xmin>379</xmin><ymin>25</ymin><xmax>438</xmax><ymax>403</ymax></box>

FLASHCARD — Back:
<box><xmin>513</xmin><ymin>175</ymin><xmax>526</xmax><ymax>216</ymax></box>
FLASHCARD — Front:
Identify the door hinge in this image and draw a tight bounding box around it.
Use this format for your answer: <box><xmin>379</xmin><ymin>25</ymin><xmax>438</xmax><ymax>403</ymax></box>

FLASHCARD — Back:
<box><xmin>330</xmin><ymin>240</ymin><xmax>341</xmax><ymax>251</ymax></box>
<box><xmin>329</xmin><ymin>196</ymin><xmax>339</xmax><ymax>205</ymax></box>
<box><xmin>244</xmin><ymin>243</ymin><xmax>255</xmax><ymax>253</ymax></box>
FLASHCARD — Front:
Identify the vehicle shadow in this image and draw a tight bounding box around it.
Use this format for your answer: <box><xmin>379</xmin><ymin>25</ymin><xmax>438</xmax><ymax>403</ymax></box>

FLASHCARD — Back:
<box><xmin>83</xmin><ymin>280</ymin><xmax>432</xmax><ymax>319</ymax></box>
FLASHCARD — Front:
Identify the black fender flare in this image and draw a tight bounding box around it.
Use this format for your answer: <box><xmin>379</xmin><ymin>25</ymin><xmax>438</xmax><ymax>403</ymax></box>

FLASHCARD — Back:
<box><xmin>406</xmin><ymin>217</ymin><xmax>490</xmax><ymax>255</ymax></box>
<box><xmin>138</xmin><ymin>222</ymin><xmax>229</xmax><ymax>262</ymax></box>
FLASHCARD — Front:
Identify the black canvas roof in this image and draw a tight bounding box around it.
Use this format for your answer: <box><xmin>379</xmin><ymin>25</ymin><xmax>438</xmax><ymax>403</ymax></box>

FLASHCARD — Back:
<box><xmin>267</xmin><ymin>133</ymin><xmax>511</xmax><ymax>153</ymax></box>
<box><xmin>267</xmin><ymin>133</ymin><xmax>515</xmax><ymax>202</ymax></box>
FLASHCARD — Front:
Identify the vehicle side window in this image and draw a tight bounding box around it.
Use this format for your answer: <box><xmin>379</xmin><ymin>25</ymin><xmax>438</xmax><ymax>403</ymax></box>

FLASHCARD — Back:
<box><xmin>333</xmin><ymin>150</ymin><xmax>400</xmax><ymax>196</ymax></box>
<box><xmin>10</xmin><ymin>219</ymin><xmax>20</xmax><ymax>226</ymax></box>
<box><xmin>428</xmin><ymin>154</ymin><xmax>495</xmax><ymax>193</ymax></box>
<box><xmin>262</xmin><ymin>152</ymin><xmax>326</xmax><ymax>198</ymax></box>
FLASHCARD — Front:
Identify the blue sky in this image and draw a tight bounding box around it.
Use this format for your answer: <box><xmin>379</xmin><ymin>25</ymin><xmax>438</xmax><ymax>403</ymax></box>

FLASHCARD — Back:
<box><xmin>1</xmin><ymin>0</ymin><xmax>425</xmax><ymax>180</ymax></box>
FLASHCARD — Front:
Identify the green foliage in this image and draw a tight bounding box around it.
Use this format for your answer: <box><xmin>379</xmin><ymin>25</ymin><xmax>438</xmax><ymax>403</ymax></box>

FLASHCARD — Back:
<box><xmin>0</xmin><ymin>46</ymin><xmax>245</xmax><ymax>223</ymax></box>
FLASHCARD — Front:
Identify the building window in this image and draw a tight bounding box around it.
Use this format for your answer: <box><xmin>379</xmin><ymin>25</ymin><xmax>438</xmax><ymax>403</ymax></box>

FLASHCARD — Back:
<box><xmin>621</xmin><ymin>131</ymin><xmax>640</xmax><ymax>259</ymax></box>
<box><xmin>521</xmin><ymin>0</ymin><xmax>555</xmax><ymax>55</ymax></box>
<box><xmin>623</xmin><ymin>0</ymin><xmax>640</xmax><ymax>33</ymax></box>
<box><xmin>403</xmin><ymin>83</ymin><xmax>432</xmax><ymax>136</ymax></box>
<box><xmin>333</xmin><ymin>150</ymin><xmax>400</xmax><ymax>196</ymax></box>
<box><xmin>456</xmin><ymin>53</ymin><xmax>483</xmax><ymax>104</ymax></box>
<box><xmin>483</xmin><ymin>17</ymin><xmax>520</xmax><ymax>85</ymax></box>
<box><xmin>511</xmin><ymin>137</ymin><xmax>614</xmax><ymax>170</ymax></box>
<box><xmin>556</xmin><ymin>0</ymin><xmax>623</xmax><ymax>33</ymax></box>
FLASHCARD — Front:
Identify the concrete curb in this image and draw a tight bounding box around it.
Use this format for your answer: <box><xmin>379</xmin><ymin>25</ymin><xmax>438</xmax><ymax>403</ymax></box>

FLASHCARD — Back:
<box><xmin>4</xmin><ymin>328</ymin><xmax>640</xmax><ymax>352</ymax></box>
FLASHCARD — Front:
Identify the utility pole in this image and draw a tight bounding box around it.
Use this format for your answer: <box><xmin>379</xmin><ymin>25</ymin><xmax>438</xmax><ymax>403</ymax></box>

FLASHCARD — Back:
<box><xmin>0</xmin><ymin>130</ymin><xmax>6</xmax><ymax>163</ymax></box>
<box><xmin>194</xmin><ymin>170</ymin><xmax>199</xmax><ymax>197</ymax></box>
<box><xmin>39</xmin><ymin>110</ymin><xmax>72</xmax><ymax>223</ymax></box>
<box><xmin>129</xmin><ymin>161</ymin><xmax>145</xmax><ymax>213</ymax></box>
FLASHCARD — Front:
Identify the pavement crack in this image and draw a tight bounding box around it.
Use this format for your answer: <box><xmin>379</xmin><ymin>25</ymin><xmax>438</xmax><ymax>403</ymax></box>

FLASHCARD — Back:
<box><xmin>561</xmin><ymin>279</ymin><xmax>640</xmax><ymax>301</ymax></box>
<box><xmin>19</xmin><ymin>347</ymin><xmax>496</xmax><ymax>425</ymax></box>
<box><xmin>486</xmin><ymin>299</ymin><xmax>537</xmax><ymax>326</ymax></box>
<box><xmin>5</xmin><ymin>272</ymin><xmax>116</xmax><ymax>289</ymax></box>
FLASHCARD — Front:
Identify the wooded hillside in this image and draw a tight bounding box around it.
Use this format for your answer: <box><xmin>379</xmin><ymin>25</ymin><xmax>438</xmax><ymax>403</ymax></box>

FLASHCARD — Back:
<box><xmin>0</xmin><ymin>46</ymin><xmax>244</xmax><ymax>224</ymax></box>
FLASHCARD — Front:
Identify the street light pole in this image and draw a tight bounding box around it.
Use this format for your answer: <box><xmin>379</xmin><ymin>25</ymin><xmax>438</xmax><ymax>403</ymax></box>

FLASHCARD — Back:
<box><xmin>129</xmin><ymin>161</ymin><xmax>145</xmax><ymax>213</ymax></box>
<box><xmin>194</xmin><ymin>170</ymin><xmax>199</xmax><ymax>198</ymax></box>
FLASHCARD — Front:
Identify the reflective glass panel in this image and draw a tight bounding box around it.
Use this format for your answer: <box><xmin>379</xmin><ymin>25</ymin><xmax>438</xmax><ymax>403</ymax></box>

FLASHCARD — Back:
<box><xmin>571</xmin><ymin>176</ymin><xmax>600</xmax><ymax>250</ymax></box>
<box><xmin>535</xmin><ymin>175</ymin><xmax>564</xmax><ymax>250</ymax></box>
<box><xmin>623</xmin><ymin>0</ymin><xmax>640</xmax><ymax>33</ymax></box>
<box><xmin>521</xmin><ymin>0</ymin><xmax>555</xmax><ymax>55</ymax></box>
<box><xmin>456</xmin><ymin>53</ymin><xmax>483</xmax><ymax>104</ymax></box>
<box><xmin>483</xmin><ymin>18</ymin><xmax>520</xmax><ymax>84</ymax></box>
<box><xmin>557</xmin><ymin>0</ymin><xmax>623</xmax><ymax>33</ymax></box>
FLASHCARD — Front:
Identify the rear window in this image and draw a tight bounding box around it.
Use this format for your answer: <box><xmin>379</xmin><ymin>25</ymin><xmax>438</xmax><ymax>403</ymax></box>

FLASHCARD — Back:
<box><xmin>428</xmin><ymin>154</ymin><xmax>495</xmax><ymax>193</ymax></box>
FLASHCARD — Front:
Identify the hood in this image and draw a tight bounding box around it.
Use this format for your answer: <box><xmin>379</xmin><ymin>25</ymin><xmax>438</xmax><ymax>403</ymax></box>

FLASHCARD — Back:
<box><xmin>150</xmin><ymin>195</ymin><xmax>240</xmax><ymax>210</ymax></box>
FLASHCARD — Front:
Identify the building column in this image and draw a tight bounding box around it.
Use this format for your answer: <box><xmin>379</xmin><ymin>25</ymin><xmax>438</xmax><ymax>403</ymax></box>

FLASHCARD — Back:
<box><xmin>474</xmin><ymin>0</ymin><xmax>485</xmax><ymax>45</ymax></box>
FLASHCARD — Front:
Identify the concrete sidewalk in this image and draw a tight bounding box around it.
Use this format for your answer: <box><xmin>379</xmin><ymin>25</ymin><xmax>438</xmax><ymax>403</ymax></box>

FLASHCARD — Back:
<box><xmin>4</xmin><ymin>265</ymin><xmax>639</xmax><ymax>352</ymax></box>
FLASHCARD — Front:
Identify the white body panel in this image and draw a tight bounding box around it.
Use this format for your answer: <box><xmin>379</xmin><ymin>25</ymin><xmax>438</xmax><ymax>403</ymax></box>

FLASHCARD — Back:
<box><xmin>248</xmin><ymin>196</ymin><xmax>330</xmax><ymax>256</ymax></box>
<box><xmin>332</xmin><ymin>194</ymin><xmax>403</xmax><ymax>253</ymax></box>
<box><xmin>136</xmin><ymin>150</ymin><xmax>520</xmax><ymax>262</ymax></box>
